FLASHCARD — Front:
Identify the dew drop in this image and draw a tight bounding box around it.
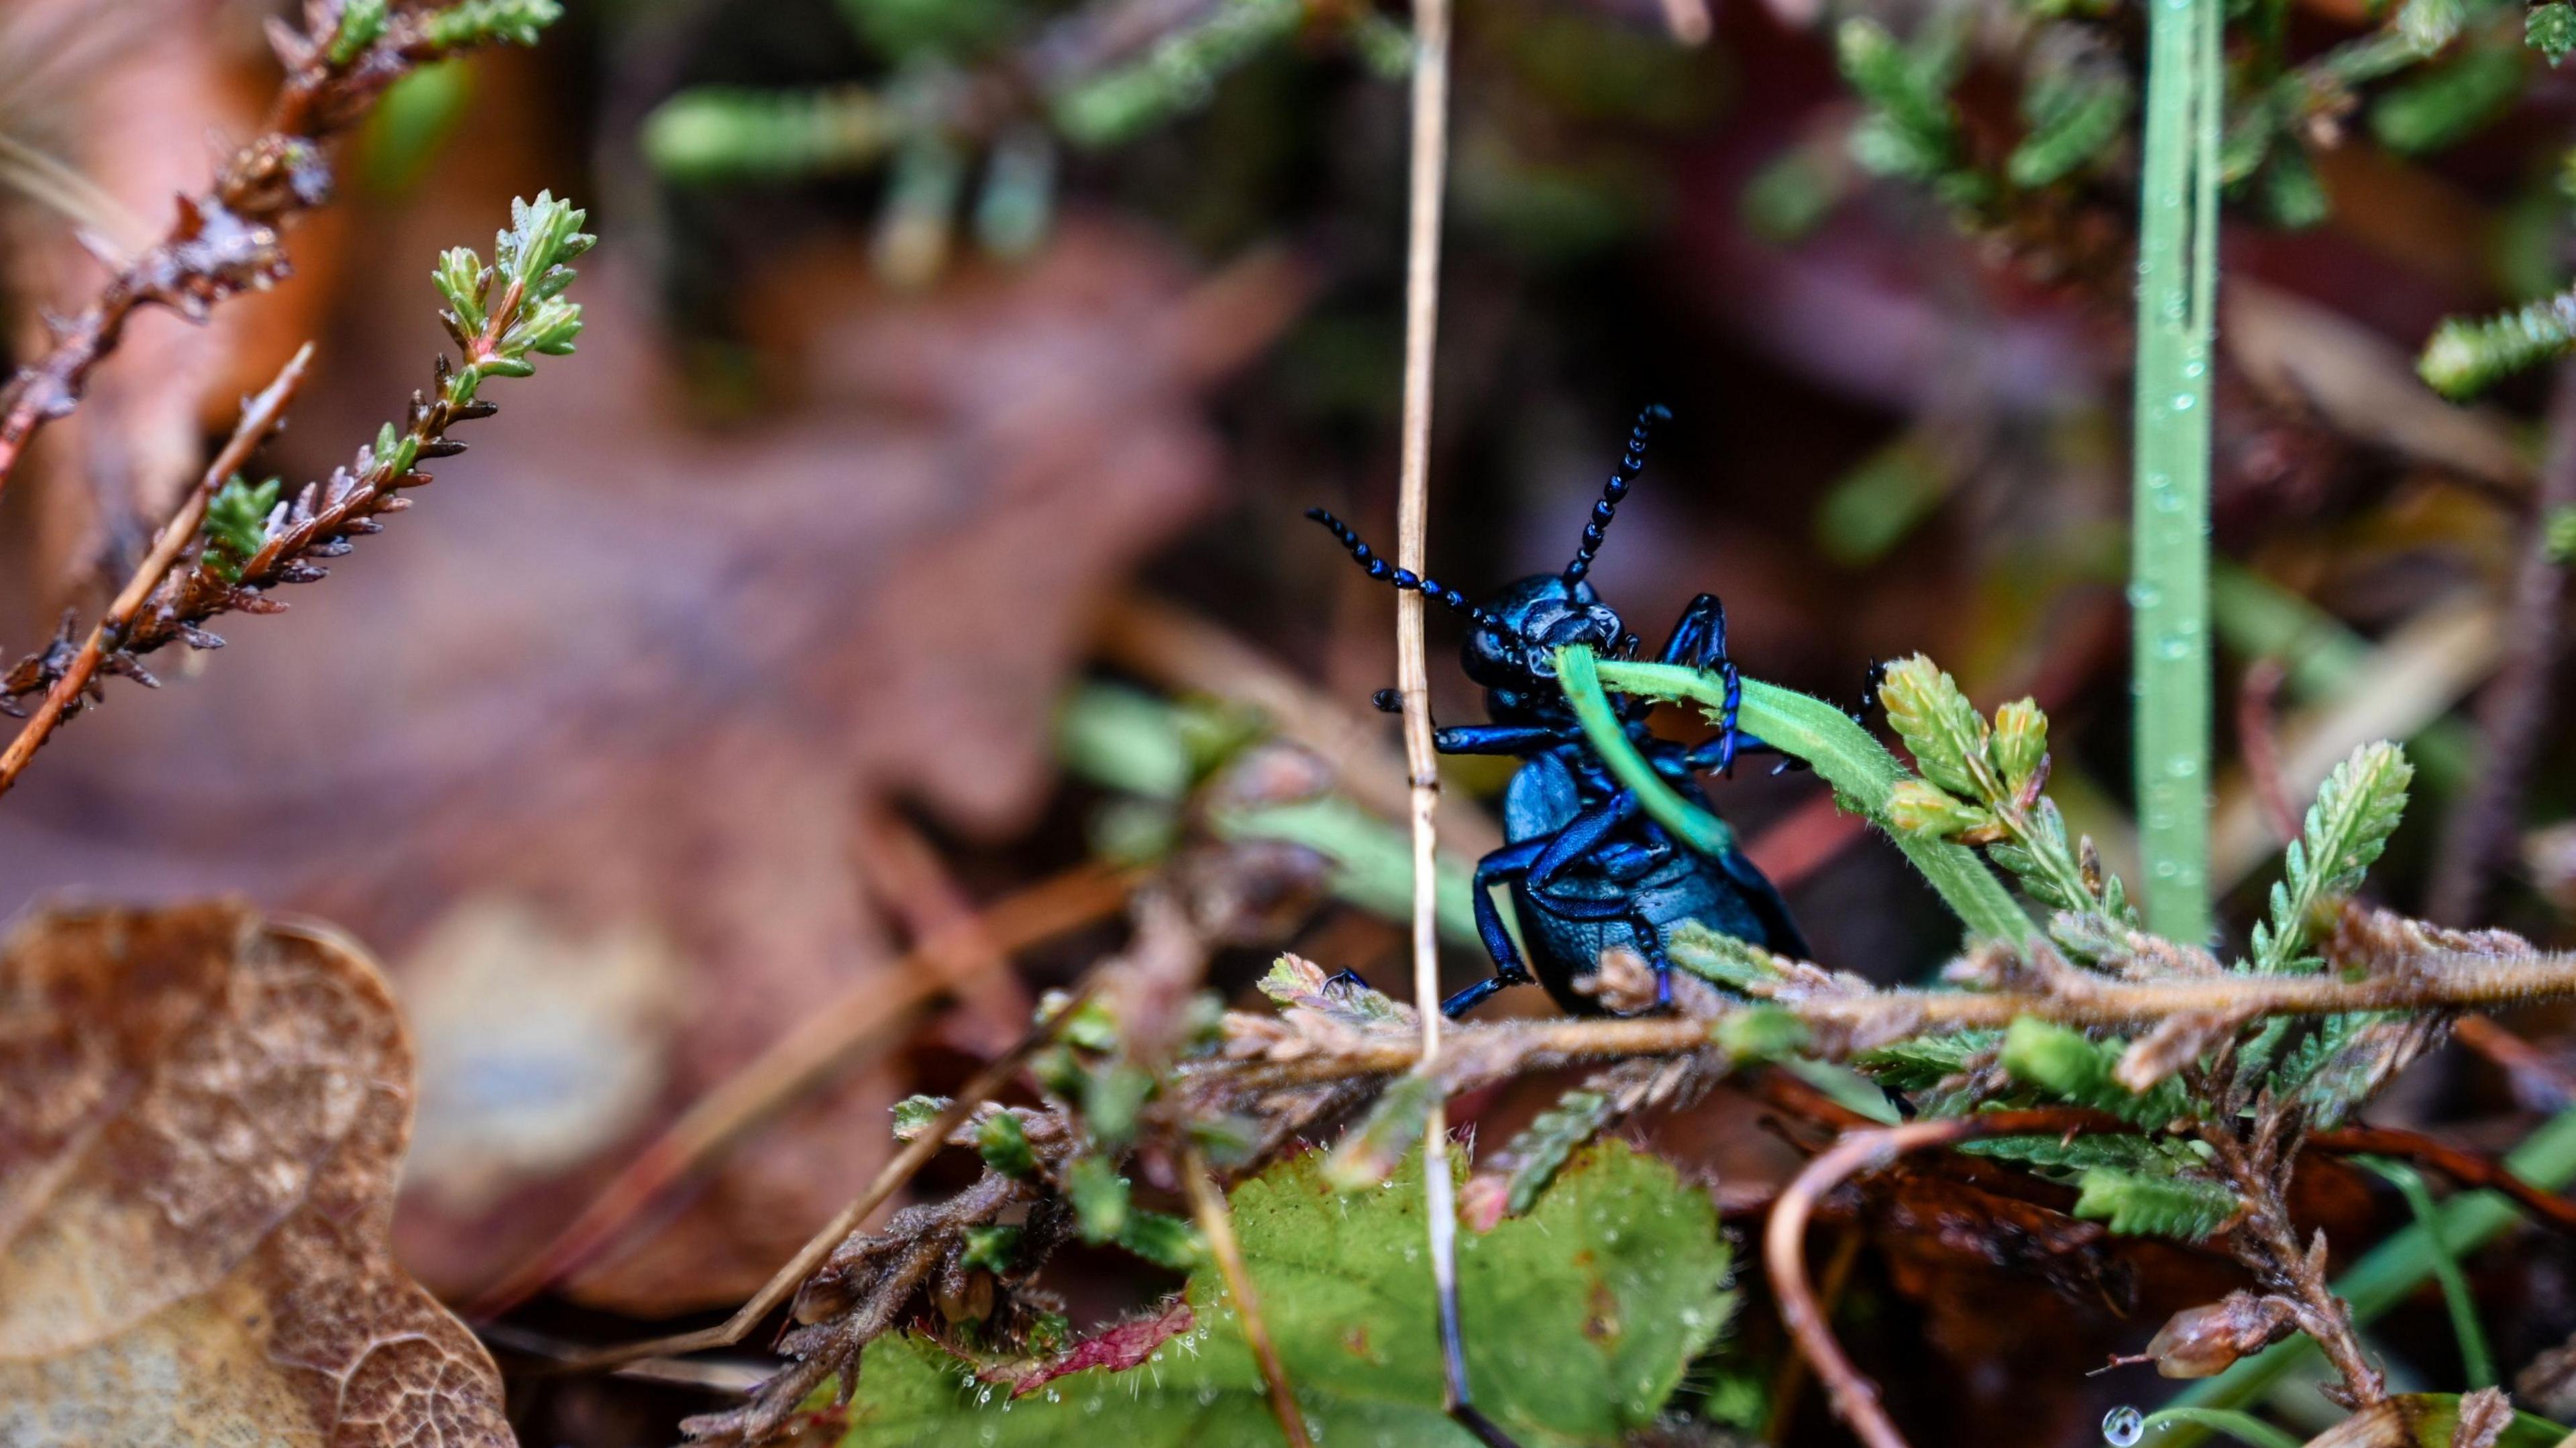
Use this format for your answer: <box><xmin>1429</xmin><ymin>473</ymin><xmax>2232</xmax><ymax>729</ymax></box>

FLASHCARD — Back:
<box><xmin>2103</xmin><ymin>1406</ymin><xmax>2145</xmax><ymax>1446</ymax></box>
<box><xmin>2172</xmin><ymin>393</ymin><xmax>2196</xmax><ymax>412</ymax></box>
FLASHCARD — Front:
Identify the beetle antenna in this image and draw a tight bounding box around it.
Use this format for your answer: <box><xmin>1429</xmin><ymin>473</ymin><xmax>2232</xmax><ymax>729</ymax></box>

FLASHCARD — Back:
<box><xmin>1306</xmin><ymin>508</ymin><xmax>1493</xmax><ymax>624</ymax></box>
<box><xmin>1562</xmin><ymin>403</ymin><xmax>1672</xmax><ymax>586</ymax></box>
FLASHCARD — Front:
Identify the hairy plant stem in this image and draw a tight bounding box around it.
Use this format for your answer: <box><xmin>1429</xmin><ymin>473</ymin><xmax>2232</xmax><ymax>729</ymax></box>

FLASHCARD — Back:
<box><xmin>0</xmin><ymin>344</ymin><xmax>313</xmax><ymax>797</ymax></box>
<box><xmin>2131</xmin><ymin>0</ymin><xmax>2224</xmax><ymax>943</ymax></box>
<box><xmin>1190</xmin><ymin>934</ymin><xmax>2576</xmax><ymax>1095</ymax></box>
<box><xmin>0</xmin><ymin>5</ymin><xmax>545</xmax><ymax>504</ymax></box>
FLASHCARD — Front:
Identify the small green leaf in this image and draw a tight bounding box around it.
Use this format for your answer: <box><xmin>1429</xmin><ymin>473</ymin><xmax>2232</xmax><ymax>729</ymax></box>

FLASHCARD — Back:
<box><xmin>423</xmin><ymin>0</ymin><xmax>562</xmax><ymax>50</ymax></box>
<box><xmin>1114</xmin><ymin>1211</ymin><xmax>1206</xmax><ymax>1272</ymax></box>
<box><xmin>960</xmin><ymin>1225</ymin><xmax>1022</xmax><ymax>1275</ymax></box>
<box><xmin>2251</xmin><ymin>742</ymin><xmax>2412</xmax><ymax>974</ymax></box>
<box><xmin>890</xmin><ymin>1094</ymin><xmax>944</xmax><ymax>1139</ymax></box>
<box><xmin>977</xmin><ymin>1112</ymin><xmax>1037</xmax><ymax>1179</ymax></box>
<box><xmin>1713</xmin><ymin>1005</ymin><xmax>1811</xmax><ymax>1062</ymax></box>
<box><xmin>200</xmin><ymin>475</ymin><xmax>280</xmax><ymax>582</ymax></box>
<box><xmin>2072</xmin><ymin>1167</ymin><xmax>2238</xmax><ymax>1239</ymax></box>
<box><xmin>2532</xmin><ymin>3</ymin><xmax>2576</xmax><ymax>64</ymax></box>
<box><xmin>329</xmin><ymin>0</ymin><xmax>390</xmax><ymax>67</ymax></box>
<box><xmin>2420</xmin><ymin>293</ymin><xmax>2576</xmax><ymax>398</ymax></box>
<box><xmin>1065</xmin><ymin>1155</ymin><xmax>1129</xmax><ymax>1244</ymax></box>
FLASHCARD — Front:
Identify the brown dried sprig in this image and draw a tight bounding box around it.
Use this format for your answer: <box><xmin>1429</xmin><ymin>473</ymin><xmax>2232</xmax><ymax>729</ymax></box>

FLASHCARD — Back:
<box><xmin>0</xmin><ymin>193</ymin><xmax>593</xmax><ymax>793</ymax></box>
<box><xmin>0</xmin><ymin>0</ymin><xmax>563</xmax><ymax>500</ymax></box>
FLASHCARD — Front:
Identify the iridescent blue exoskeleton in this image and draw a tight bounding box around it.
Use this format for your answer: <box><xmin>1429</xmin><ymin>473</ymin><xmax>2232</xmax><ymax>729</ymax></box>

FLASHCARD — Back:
<box><xmin>1309</xmin><ymin>404</ymin><xmax>1816</xmax><ymax>1018</ymax></box>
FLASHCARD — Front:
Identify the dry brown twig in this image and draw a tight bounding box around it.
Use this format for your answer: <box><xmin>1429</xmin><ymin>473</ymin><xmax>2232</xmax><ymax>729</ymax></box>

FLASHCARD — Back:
<box><xmin>0</xmin><ymin>0</ymin><xmax>555</xmax><ymax>504</ymax></box>
<box><xmin>0</xmin><ymin>190</ymin><xmax>595</xmax><ymax>794</ymax></box>
<box><xmin>0</xmin><ymin>342</ymin><xmax>312</xmax><ymax>795</ymax></box>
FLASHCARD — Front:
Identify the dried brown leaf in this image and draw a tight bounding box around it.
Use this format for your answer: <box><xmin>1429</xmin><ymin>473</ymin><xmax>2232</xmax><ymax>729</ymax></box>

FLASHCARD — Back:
<box><xmin>0</xmin><ymin>900</ymin><xmax>510</xmax><ymax>1446</ymax></box>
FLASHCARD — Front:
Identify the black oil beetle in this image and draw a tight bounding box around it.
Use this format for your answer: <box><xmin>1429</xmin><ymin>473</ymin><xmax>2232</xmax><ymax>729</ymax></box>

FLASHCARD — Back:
<box><xmin>1308</xmin><ymin>404</ymin><xmax>1817</xmax><ymax>1017</ymax></box>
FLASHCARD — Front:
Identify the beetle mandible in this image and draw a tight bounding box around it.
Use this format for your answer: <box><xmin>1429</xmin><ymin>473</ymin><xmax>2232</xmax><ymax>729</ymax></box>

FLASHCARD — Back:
<box><xmin>1307</xmin><ymin>404</ymin><xmax>1822</xmax><ymax>1016</ymax></box>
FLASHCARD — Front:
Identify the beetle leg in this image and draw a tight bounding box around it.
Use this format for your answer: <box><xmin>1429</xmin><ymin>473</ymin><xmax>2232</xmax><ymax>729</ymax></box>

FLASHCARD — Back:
<box><xmin>1625</xmin><ymin>903</ymin><xmax>1678</xmax><ymax>1008</ymax></box>
<box><xmin>1526</xmin><ymin>791</ymin><xmax>1640</xmax><ymax>894</ymax></box>
<box><xmin>1319</xmin><ymin>968</ymin><xmax>1371</xmax><ymax>999</ymax></box>
<box><xmin>1443</xmin><ymin>840</ymin><xmax>1547</xmax><ymax>1018</ymax></box>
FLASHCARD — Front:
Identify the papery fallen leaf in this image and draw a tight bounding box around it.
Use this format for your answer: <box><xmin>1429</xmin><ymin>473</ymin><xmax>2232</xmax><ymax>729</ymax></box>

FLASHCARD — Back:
<box><xmin>0</xmin><ymin>901</ymin><xmax>511</xmax><ymax>1447</ymax></box>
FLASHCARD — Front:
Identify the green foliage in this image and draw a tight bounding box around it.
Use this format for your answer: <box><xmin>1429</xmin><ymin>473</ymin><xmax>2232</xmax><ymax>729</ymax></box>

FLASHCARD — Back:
<box><xmin>837</xmin><ymin>0</ymin><xmax>1017</xmax><ymax>60</ymax></box>
<box><xmin>643</xmin><ymin>88</ymin><xmax>895</xmax><ymax>185</ymax></box>
<box><xmin>977</xmin><ymin>1112</ymin><xmax>1037</xmax><ymax>1179</ymax></box>
<box><xmin>1591</xmin><ymin>657</ymin><xmax>2034</xmax><ymax>943</ymax></box>
<box><xmin>1053</xmin><ymin>0</ymin><xmax>1309</xmax><ymax>150</ymax></box>
<box><xmin>2420</xmin><ymin>290</ymin><xmax>2576</xmax><ymax>398</ymax></box>
<box><xmin>199</xmin><ymin>476</ymin><xmax>280</xmax><ymax>582</ymax></box>
<box><xmin>1855</xmin><ymin>1031</ymin><xmax>1997</xmax><ymax>1093</ymax></box>
<box><xmin>828</xmin><ymin>1144</ymin><xmax>1733</xmax><ymax>1447</ymax></box>
<box><xmin>2360</xmin><ymin>1160</ymin><xmax>2496</xmax><ymax>1387</ymax></box>
<box><xmin>2009</xmin><ymin>30</ymin><xmax>2134</xmax><ymax>188</ymax></box>
<box><xmin>2072</xmin><ymin>1166</ymin><xmax>2239</xmax><ymax>1238</ymax></box>
<box><xmin>960</xmin><ymin>1225</ymin><xmax>1022</xmax><ymax>1274</ymax></box>
<box><xmin>890</xmin><ymin>1093</ymin><xmax>943</xmax><ymax>1137</ymax></box>
<box><xmin>330</xmin><ymin>0</ymin><xmax>389</xmax><ymax>66</ymax></box>
<box><xmin>433</xmin><ymin>192</ymin><xmax>593</xmax><ymax>405</ymax></box>
<box><xmin>1081</xmin><ymin>1062</ymin><xmax>1154</xmax><ymax>1148</ymax></box>
<box><xmin>1492</xmin><ymin>1088</ymin><xmax>1612</xmax><ymax>1217</ymax></box>
<box><xmin>2249</xmin><ymin>742</ymin><xmax>2413</xmax><ymax>975</ymax></box>
<box><xmin>2532</xmin><ymin>3</ymin><xmax>2576</xmax><ymax>63</ymax></box>
<box><xmin>1713</xmin><ymin>1005</ymin><xmax>1811</xmax><ymax>1062</ymax></box>
<box><xmin>422</xmin><ymin>0</ymin><xmax>561</xmax><ymax>50</ymax></box>
<box><xmin>1322</xmin><ymin>1070</ymin><xmax>1442</xmax><ymax>1191</ymax></box>
<box><xmin>1115</xmin><ymin>1211</ymin><xmax>1207</xmax><ymax>1272</ymax></box>
<box><xmin>1839</xmin><ymin>17</ymin><xmax>1989</xmax><ymax>207</ymax></box>
<box><xmin>1556</xmin><ymin>646</ymin><xmax>1737</xmax><ymax>858</ymax></box>
<box><xmin>2370</xmin><ymin>48</ymin><xmax>2524</xmax><ymax>154</ymax></box>
<box><xmin>1065</xmin><ymin>1154</ymin><xmax>1130</xmax><ymax>1243</ymax></box>
<box><xmin>1998</xmin><ymin>1017</ymin><xmax>2188</xmax><ymax>1125</ymax></box>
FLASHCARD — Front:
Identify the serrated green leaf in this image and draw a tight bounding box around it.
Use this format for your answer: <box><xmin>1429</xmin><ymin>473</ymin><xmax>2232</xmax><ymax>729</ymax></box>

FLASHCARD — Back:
<box><xmin>833</xmin><ymin>1143</ymin><xmax>1733</xmax><ymax>1447</ymax></box>
<box><xmin>2072</xmin><ymin>1167</ymin><xmax>2238</xmax><ymax>1239</ymax></box>
<box><xmin>1065</xmin><ymin>1154</ymin><xmax>1129</xmax><ymax>1243</ymax></box>
<box><xmin>2253</xmin><ymin>742</ymin><xmax>2412</xmax><ymax>974</ymax></box>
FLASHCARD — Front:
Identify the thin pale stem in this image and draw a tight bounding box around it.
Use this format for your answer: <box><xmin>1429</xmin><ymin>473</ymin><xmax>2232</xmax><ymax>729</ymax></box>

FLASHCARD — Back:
<box><xmin>1183</xmin><ymin>1147</ymin><xmax>1313</xmax><ymax>1448</ymax></box>
<box><xmin>0</xmin><ymin>343</ymin><xmax>315</xmax><ymax>799</ymax></box>
<box><xmin>1390</xmin><ymin>0</ymin><xmax>1487</xmax><ymax>1439</ymax></box>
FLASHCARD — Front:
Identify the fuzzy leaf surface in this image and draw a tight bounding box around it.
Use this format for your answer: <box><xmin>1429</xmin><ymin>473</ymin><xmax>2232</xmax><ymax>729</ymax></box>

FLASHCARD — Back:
<box><xmin>832</xmin><ymin>1141</ymin><xmax>1732</xmax><ymax>1447</ymax></box>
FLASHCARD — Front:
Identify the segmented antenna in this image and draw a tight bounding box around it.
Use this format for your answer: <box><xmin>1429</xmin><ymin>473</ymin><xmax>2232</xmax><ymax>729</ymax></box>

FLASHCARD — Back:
<box><xmin>1562</xmin><ymin>403</ymin><xmax>1673</xmax><ymax>586</ymax></box>
<box><xmin>1305</xmin><ymin>508</ymin><xmax>1493</xmax><ymax>625</ymax></box>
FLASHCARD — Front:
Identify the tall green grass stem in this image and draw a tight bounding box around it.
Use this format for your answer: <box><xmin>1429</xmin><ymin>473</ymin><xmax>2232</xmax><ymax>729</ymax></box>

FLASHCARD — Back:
<box><xmin>2131</xmin><ymin>0</ymin><xmax>2223</xmax><ymax>943</ymax></box>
